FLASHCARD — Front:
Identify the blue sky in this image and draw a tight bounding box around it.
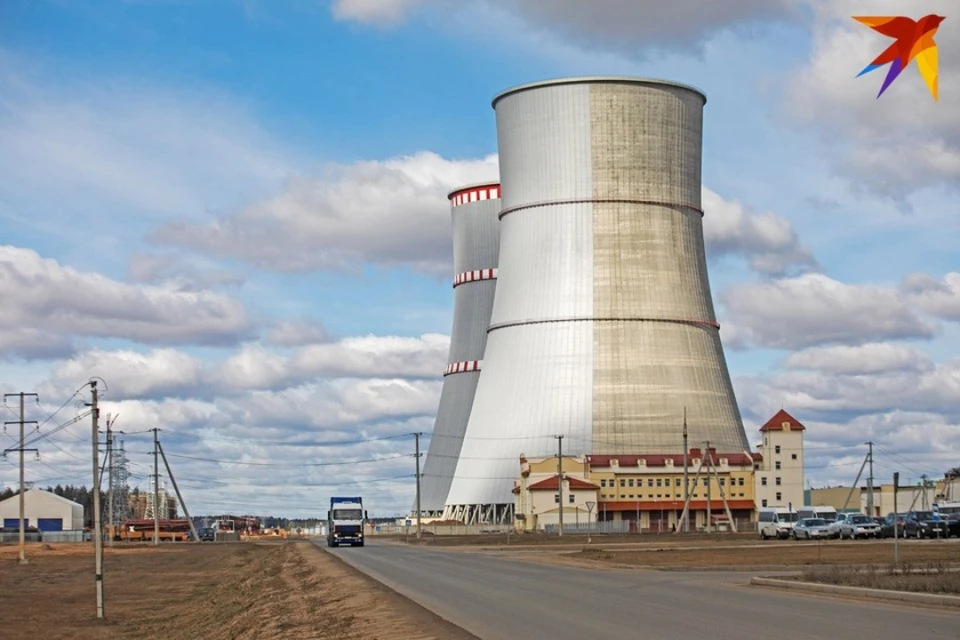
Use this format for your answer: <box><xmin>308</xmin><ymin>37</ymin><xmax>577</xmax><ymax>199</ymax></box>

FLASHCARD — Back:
<box><xmin>1</xmin><ymin>0</ymin><xmax>958</xmax><ymax>516</ymax></box>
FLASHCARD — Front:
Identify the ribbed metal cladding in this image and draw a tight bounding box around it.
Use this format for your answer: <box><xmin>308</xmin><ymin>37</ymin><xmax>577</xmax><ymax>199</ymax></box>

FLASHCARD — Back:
<box><xmin>444</xmin><ymin>77</ymin><xmax>749</xmax><ymax>514</ymax></box>
<box><xmin>417</xmin><ymin>183</ymin><xmax>501</xmax><ymax>514</ymax></box>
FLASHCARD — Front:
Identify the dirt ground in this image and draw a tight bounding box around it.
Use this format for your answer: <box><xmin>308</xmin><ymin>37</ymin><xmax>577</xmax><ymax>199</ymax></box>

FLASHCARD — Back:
<box><xmin>799</xmin><ymin>564</ymin><xmax>960</xmax><ymax>594</ymax></box>
<box><xmin>392</xmin><ymin>531</ymin><xmax>770</xmax><ymax>549</ymax></box>
<box><xmin>0</xmin><ymin>541</ymin><xmax>476</xmax><ymax>640</ymax></box>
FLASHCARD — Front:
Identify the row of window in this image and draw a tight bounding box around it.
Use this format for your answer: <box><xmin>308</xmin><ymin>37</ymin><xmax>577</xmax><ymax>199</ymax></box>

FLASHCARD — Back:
<box><xmin>600</xmin><ymin>477</ymin><xmax>747</xmax><ymax>489</ymax></box>
<box><xmin>772</xmin><ymin>445</ymin><xmax>799</xmax><ymax>461</ymax></box>
<box><xmin>760</xmin><ymin>493</ymin><xmax>783</xmax><ymax>507</ymax></box>
<box><xmin>760</xmin><ymin>477</ymin><xmax>783</xmax><ymax>486</ymax></box>
<box><xmin>598</xmin><ymin>493</ymin><xmax>748</xmax><ymax>500</ymax></box>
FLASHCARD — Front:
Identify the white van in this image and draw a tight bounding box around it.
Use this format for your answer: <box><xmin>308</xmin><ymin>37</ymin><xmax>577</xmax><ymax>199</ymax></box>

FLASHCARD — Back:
<box><xmin>758</xmin><ymin>507</ymin><xmax>799</xmax><ymax>539</ymax></box>
<box><xmin>797</xmin><ymin>506</ymin><xmax>838</xmax><ymax>522</ymax></box>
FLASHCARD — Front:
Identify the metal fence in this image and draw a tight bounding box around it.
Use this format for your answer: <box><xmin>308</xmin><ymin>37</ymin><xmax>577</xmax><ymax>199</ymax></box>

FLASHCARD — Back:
<box><xmin>543</xmin><ymin>521</ymin><xmax>633</xmax><ymax>535</ymax></box>
<box><xmin>38</xmin><ymin>531</ymin><xmax>87</xmax><ymax>543</ymax></box>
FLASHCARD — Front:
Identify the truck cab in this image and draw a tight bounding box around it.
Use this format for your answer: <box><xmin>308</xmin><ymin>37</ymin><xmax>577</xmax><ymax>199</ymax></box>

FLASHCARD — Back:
<box><xmin>327</xmin><ymin>497</ymin><xmax>367</xmax><ymax>547</ymax></box>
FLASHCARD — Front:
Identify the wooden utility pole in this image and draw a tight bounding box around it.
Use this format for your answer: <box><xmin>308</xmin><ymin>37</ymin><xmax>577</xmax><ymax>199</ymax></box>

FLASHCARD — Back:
<box><xmin>3</xmin><ymin>392</ymin><xmax>39</xmax><ymax>565</ymax></box>
<box><xmin>157</xmin><ymin>441</ymin><xmax>199</xmax><ymax>543</ymax></box>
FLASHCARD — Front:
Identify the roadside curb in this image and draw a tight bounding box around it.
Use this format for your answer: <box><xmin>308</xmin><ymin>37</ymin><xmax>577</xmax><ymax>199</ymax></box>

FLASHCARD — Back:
<box><xmin>750</xmin><ymin>576</ymin><xmax>960</xmax><ymax>607</ymax></box>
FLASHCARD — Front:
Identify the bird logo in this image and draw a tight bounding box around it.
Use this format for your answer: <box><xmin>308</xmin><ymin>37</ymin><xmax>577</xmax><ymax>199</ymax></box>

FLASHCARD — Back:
<box><xmin>853</xmin><ymin>14</ymin><xmax>945</xmax><ymax>101</ymax></box>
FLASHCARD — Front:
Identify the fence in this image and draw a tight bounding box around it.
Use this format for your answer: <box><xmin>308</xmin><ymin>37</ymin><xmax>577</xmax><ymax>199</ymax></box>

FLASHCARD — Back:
<box><xmin>38</xmin><ymin>530</ymin><xmax>87</xmax><ymax>543</ymax></box>
<box><xmin>369</xmin><ymin>523</ymin><xmax>514</xmax><ymax>536</ymax></box>
<box><xmin>542</xmin><ymin>521</ymin><xmax>632</xmax><ymax>535</ymax></box>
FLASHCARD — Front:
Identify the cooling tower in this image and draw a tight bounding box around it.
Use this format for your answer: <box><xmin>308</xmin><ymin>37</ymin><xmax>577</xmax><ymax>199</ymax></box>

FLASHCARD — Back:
<box><xmin>444</xmin><ymin>77</ymin><xmax>750</xmax><ymax>524</ymax></box>
<box><xmin>417</xmin><ymin>182</ymin><xmax>501</xmax><ymax>515</ymax></box>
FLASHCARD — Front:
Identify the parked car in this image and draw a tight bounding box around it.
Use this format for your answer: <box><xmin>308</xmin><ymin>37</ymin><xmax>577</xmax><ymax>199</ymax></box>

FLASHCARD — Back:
<box><xmin>943</xmin><ymin>513</ymin><xmax>960</xmax><ymax>538</ymax></box>
<box><xmin>838</xmin><ymin>514</ymin><xmax>881</xmax><ymax>539</ymax></box>
<box><xmin>792</xmin><ymin>518</ymin><xmax>832</xmax><ymax>540</ymax></box>
<box><xmin>904</xmin><ymin>511</ymin><xmax>950</xmax><ymax>538</ymax></box>
<box><xmin>199</xmin><ymin>527</ymin><xmax>216</xmax><ymax>542</ymax></box>
<box><xmin>827</xmin><ymin>512</ymin><xmax>854</xmax><ymax>538</ymax></box>
<box><xmin>880</xmin><ymin>512</ymin><xmax>950</xmax><ymax>538</ymax></box>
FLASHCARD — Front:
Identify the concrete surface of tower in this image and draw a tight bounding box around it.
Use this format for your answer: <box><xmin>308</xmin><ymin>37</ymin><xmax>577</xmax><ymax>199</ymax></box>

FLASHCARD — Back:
<box><xmin>417</xmin><ymin>182</ymin><xmax>502</xmax><ymax>516</ymax></box>
<box><xmin>444</xmin><ymin>77</ymin><xmax>750</xmax><ymax>524</ymax></box>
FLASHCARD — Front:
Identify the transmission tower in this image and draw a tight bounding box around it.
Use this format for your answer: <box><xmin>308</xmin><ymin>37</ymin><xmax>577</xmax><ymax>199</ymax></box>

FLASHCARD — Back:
<box><xmin>109</xmin><ymin>438</ymin><xmax>131</xmax><ymax>526</ymax></box>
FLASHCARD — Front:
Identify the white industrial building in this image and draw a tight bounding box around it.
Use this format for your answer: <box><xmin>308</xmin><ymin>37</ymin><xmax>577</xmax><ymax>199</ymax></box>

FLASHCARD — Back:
<box><xmin>0</xmin><ymin>489</ymin><xmax>85</xmax><ymax>531</ymax></box>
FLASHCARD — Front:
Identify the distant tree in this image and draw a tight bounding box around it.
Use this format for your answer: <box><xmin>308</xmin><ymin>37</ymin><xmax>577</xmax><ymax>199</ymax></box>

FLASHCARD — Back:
<box><xmin>947</xmin><ymin>467</ymin><xmax>960</xmax><ymax>479</ymax></box>
<box><xmin>0</xmin><ymin>487</ymin><xmax>15</xmax><ymax>501</ymax></box>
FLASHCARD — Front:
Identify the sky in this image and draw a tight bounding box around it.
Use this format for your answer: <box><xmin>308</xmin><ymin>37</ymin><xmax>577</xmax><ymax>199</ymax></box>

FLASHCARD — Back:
<box><xmin>0</xmin><ymin>0</ymin><xmax>958</xmax><ymax>518</ymax></box>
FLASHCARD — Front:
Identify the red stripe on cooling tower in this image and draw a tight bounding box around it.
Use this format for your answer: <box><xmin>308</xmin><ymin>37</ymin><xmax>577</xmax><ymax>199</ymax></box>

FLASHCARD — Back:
<box><xmin>497</xmin><ymin>198</ymin><xmax>704</xmax><ymax>219</ymax></box>
<box><xmin>486</xmin><ymin>317</ymin><xmax>722</xmax><ymax>333</ymax></box>
<box><xmin>443</xmin><ymin>360</ymin><xmax>482</xmax><ymax>376</ymax></box>
<box><xmin>449</xmin><ymin>185</ymin><xmax>501</xmax><ymax>208</ymax></box>
<box><xmin>453</xmin><ymin>268</ymin><xmax>498</xmax><ymax>288</ymax></box>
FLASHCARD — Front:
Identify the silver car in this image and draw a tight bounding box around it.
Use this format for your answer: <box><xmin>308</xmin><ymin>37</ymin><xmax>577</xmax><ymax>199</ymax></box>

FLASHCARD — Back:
<box><xmin>838</xmin><ymin>514</ymin><xmax>881</xmax><ymax>539</ymax></box>
<box><xmin>792</xmin><ymin>518</ymin><xmax>832</xmax><ymax>540</ymax></box>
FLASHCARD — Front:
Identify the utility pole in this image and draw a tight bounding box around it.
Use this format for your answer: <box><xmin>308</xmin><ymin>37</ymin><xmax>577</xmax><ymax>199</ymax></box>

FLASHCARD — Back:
<box><xmin>3</xmin><ymin>392</ymin><xmax>39</xmax><ymax>565</ymax></box>
<box><xmin>682</xmin><ymin>407</ymin><xmax>689</xmax><ymax>533</ymax></box>
<box><xmin>705</xmin><ymin>440</ymin><xmax>712</xmax><ymax>533</ymax></box>
<box><xmin>152</xmin><ymin>428</ymin><xmax>161</xmax><ymax>546</ymax></box>
<box><xmin>88</xmin><ymin>381</ymin><xmax>104</xmax><ymax>619</ymax></box>
<box><xmin>157</xmin><ymin>441</ymin><xmax>199</xmax><ymax>543</ymax></box>
<box><xmin>893</xmin><ymin>472</ymin><xmax>900</xmax><ymax>564</ymax></box>
<box><xmin>865</xmin><ymin>441</ymin><xmax>875</xmax><ymax>517</ymax></box>
<box><xmin>414</xmin><ymin>432</ymin><xmax>422</xmax><ymax>540</ymax></box>
<box><xmin>555</xmin><ymin>435</ymin><xmax>564</xmax><ymax>537</ymax></box>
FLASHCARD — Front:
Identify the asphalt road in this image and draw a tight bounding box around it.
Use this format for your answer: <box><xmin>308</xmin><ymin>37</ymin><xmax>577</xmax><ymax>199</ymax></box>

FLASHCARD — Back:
<box><xmin>324</xmin><ymin>541</ymin><xmax>959</xmax><ymax>639</ymax></box>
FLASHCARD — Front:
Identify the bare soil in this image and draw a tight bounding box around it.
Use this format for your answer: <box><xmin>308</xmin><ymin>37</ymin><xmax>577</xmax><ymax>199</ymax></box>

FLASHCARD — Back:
<box><xmin>390</xmin><ymin>531</ymin><xmax>768</xmax><ymax>549</ymax></box>
<box><xmin>565</xmin><ymin>540</ymin><xmax>960</xmax><ymax>569</ymax></box>
<box><xmin>0</xmin><ymin>541</ymin><xmax>476</xmax><ymax>640</ymax></box>
<box><xmin>800</xmin><ymin>563</ymin><xmax>960</xmax><ymax>594</ymax></box>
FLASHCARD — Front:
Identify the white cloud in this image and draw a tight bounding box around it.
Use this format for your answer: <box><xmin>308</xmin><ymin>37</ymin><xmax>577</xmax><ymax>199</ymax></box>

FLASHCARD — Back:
<box><xmin>0</xmin><ymin>49</ymin><xmax>297</xmax><ymax>243</ymax></box>
<box><xmin>332</xmin><ymin>0</ymin><xmax>798</xmax><ymax>54</ymax></box>
<box><xmin>783</xmin><ymin>0</ymin><xmax>959</xmax><ymax>203</ymax></box>
<box><xmin>150</xmin><ymin>151</ymin><xmax>499</xmax><ymax>275</ymax></box>
<box><xmin>264</xmin><ymin>319</ymin><xmax>335</xmax><ymax>347</ymax></box>
<box><xmin>722</xmin><ymin>273</ymin><xmax>937</xmax><ymax>349</ymax></box>
<box><xmin>0</xmin><ymin>246</ymin><xmax>253</xmax><ymax>358</ymax></box>
<box><xmin>40</xmin><ymin>348</ymin><xmax>204</xmax><ymax>400</ymax></box>
<box><xmin>127</xmin><ymin>252</ymin><xmax>245</xmax><ymax>291</ymax></box>
<box><xmin>702</xmin><ymin>187</ymin><xmax>817</xmax><ymax>276</ymax></box>
<box><xmin>901</xmin><ymin>272</ymin><xmax>960</xmax><ymax>322</ymax></box>
<box><xmin>331</xmin><ymin>0</ymin><xmax>425</xmax><ymax>27</ymax></box>
<box><xmin>785</xmin><ymin>343</ymin><xmax>933</xmax><ymax>375</ymax></box>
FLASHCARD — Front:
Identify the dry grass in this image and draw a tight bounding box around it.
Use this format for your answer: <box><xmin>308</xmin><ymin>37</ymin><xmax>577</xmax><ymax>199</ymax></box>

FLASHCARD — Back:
<box><xmin>800</xmin><ymin>563</ymin><xmax>960</xmax><ymax>594</ymax></box>
<box><xmin>0</xmin><ymin>541</ymin><xmax>475</xmax><ymax>640</ymax></box>
<box><xmin>568</xmin><ymin>540</ymin><xmax>960</xmax><ymax>569</ymax></box>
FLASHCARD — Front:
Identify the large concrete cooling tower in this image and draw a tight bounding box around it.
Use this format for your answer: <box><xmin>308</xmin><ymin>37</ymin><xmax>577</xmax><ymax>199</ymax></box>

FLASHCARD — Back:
<box><xmin>417</xmin><ymin>182</ymin><xmax>501</xmax><ymax>516</ymax></box>
<box><xmin>444</xmin><ymin>77</ymin><xmax>749</xmax><ymax>524</ymax></box>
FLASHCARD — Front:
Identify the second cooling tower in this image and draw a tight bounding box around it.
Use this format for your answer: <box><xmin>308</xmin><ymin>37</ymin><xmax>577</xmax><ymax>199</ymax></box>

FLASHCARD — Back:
<box><xmin>417</xmin><ymin>182</ymin><xmax>501</xmax><ymax>515</ymax></box>
<box><xmin>444</xmin><ymin>77</ymin><xmax>750</xmax><ymax>524</ymax></box>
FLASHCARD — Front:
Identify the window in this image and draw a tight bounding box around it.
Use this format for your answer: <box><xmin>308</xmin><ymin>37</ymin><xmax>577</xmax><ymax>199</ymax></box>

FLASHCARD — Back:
<box><xmin>675</xmin><ymin>479</ymin><xmax>681</xmax><ymax>487</ymax></box>
<box><xmin>775</xmin><ymin>445</ymin><xmax>781</xmax><ymax>454</ymax></box>
<box><xmin>738</xmin><ymin>478</ymin><xmax>744</xmax><ymax>486</ymax></box>
<box><xmin>775</xmin><ymin>492</ymin><xmax>782</xmax><ymax>501</ymax></box>
<box><xmin>775</xmin><ymin>461</ymin><xmax>781</xmax><ymax>470</ymax></box>
<box><xmin>776</xmin><ymin>477</ymin><xmax>781</xmax><ymax>486</ymax></box>
<box><xmin>628</xmin><ymin>479</ymin><xmax>634</xmax><ymax>487</ymax></box>
<box><xmin>719</xmin><ymin>478</ymin><xmax>725</xmax><ymax>486</ymax></box>
<box><xmin>791</xmin><ymin>453</ymin><xmax>797</xmax><ymax>460</ymax></box>
<box><xmin>554</xmin><ymin>494</ymin><xmax>560</xmax><ymax>504</ymax></box>
<box><xmin>648</xmin><ymin>479</ymin><xmax>653</xmax><ymax>487</ymax></box>
<box><xmin>656</xmin><ymin>479</ymin><xmax>662</xmax><ymax>487</ymax></box>
<box><xmin>620</xmin><ymin>479</ymin><xmax>626</xmax><ymax>488</ymax></box>
<box><xmin>762</xmin><ymin>499</ymin><xmax>768</xmax><ymax>507</ymax></box>
<box><xmin>569</xmin><ymin>494</ymin><xmax>575</xmax><ymax>503</ymax></box>
<box><xmin>601</xmin><ymin>479</ymin><xmax>607</xmax><ymax>488</ymax></box>
<box><xmin>761</xmin><ymin>477</ymin><xmax>768</xmax><ymax>486</ymax></box>
<box><xmin>628</xmin><ymin>494</ymin><xmax>634</xmax><ymax>499</ymax></box>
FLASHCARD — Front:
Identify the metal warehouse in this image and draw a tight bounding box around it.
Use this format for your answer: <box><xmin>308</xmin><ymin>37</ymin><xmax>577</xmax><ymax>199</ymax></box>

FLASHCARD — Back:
<box><xmin>0</xmin><ymin>488</ymin><xmax>84</xmax><ymax>532</ymax></box>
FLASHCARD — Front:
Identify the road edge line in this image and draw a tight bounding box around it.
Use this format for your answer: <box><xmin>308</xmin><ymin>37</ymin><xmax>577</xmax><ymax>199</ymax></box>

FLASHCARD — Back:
<box><xmin>750</xmin><ymin>576</ymin><xmax>960</xmax><ymax>608</ymax></box>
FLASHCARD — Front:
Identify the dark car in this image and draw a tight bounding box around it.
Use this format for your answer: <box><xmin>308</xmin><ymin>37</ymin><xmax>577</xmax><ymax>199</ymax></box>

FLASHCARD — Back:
<box><xmin>199</xmin><ymin>527</ymin><xmax>216</xmax><ymax>542</ymax></box>
<box><xmin>881</xmin><ymin>512</ymin><xmax>950</xmax><ymax>538</ymax></box>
